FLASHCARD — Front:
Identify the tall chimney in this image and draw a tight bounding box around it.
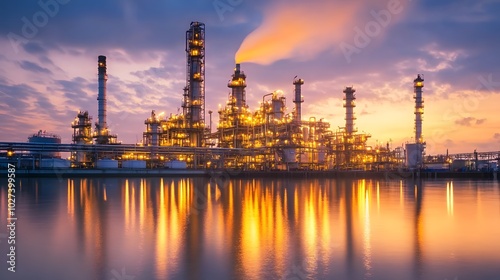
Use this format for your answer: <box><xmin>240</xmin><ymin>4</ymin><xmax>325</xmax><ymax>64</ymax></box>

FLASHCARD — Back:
<box><xmin>97</xmin><ymin>55</ymin><xmax>107</xmax><ymax>135</ymax></box>
<box><xmin>293</xmin><ymin>77</ymin><xmax>304</xmax><ymax>123</ymax></box>
<box><xmin>343</xmin><ymin>86</ymin><xmax>356</xmax><ymax>135</ymax></box>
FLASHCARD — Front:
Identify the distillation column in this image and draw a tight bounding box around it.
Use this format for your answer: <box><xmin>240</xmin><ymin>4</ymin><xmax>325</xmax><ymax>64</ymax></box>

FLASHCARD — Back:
<box><xmin>406</xmin><ymin>74</ymin><xmax>425</xmax><ymax>169</ymax></box>
<box><xmin>184</xmin><ymin>21</ymin><xmax>205</xmax><ymax>147</ymax></box>
<box><xmin>97</xmin><ymin>55</ymin><xmax>108</xmax><ymax>142</ymax></box>
<box><xmin>228</xmin><ymin>64</ymin><xmax>246</xmax><ymax>110</ymax></box>
<box><xmin>414</xmin><ymin>74</ymin><xmax>425</xmax><ymax>168</ymax></box>
<box><xmin>95</xmin><ymin>55</ymin><xmax>117</xmax><ymax>144</ymax></box>
<box><xmin>342</xmin><ymin>87</ymin><xmax>357</xmax><ymax>167</ymax></box>
<box><xmin>343</xmin><ymin>87</ymin><xmax>357</xmax><ymax>135</ymax></box>
<box><xmin>414</xmin><ymin>75</ymin><xmax>424</xmax><ymax>144</ymax></box>
<box><xmin>226</xmin><ymin>63</ymin><xmax>247</xmax><ymax>148</ymax></box>
<box><xmin>293</xmin><ymin>78</ymin><xmax>304</xmax><ymax>123</ymax></box>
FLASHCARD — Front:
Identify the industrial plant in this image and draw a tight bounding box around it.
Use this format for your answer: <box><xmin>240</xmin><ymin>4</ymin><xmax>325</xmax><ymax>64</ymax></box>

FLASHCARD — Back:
<box><xmin>1</xmin><ymin>21</ymin><xmax>498</xmax><ymax>173</ymax></box>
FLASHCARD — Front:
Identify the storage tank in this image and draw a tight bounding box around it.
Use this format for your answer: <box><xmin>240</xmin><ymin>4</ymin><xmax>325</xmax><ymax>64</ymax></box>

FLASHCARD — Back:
<box><xmin>96</xmin><ymin>159</ymin><xmax>118</xmax><ymax>168</ymax></box>
<box><xmin>28</xmin><ymin>130</ymin><xmax>62</xmax><ymax>158</ymax></box>
<box><xmin>122</xmin><ymin>160</ymin><xmax>147</xmax><ymax>169</ymax></box>
<box><xmin>165</xmin><ymin>160</ymin><xmax>187</xmax><ymax>169</ymax></box>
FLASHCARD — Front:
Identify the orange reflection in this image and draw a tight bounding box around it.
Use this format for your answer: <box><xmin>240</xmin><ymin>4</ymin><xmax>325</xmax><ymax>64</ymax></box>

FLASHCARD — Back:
<box><xmin>155</xmin><ymin>179</ymin><xmax>167</xmax><ymax>278</ymax></box>
<box><xmin>447</xmin><ymin>182</ymin><xmax>454</xmax><ymax>216</ymax></box>
<box><xmin>67</xmin><ymin>179</ymin><xmax>74</xmax><ymax>216</ymax></box>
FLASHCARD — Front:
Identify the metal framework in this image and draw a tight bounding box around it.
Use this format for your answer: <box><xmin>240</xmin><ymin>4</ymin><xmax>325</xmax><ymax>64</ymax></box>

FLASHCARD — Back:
<box><xmin>183</xmin><ymin>21</ymin><xmax>206</xmax><ymax>147</ymax></box>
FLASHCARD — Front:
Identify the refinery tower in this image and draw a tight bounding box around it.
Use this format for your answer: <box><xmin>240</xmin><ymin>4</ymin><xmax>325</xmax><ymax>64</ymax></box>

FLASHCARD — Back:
<box><xmin>94</xmin><ymin>55</ymin><xmax>117</xmax><ymax>145</ymax></box>
<box><xmin>406</xmin><ymin>74</ymin><xmax>425</xmax><ymax>170</ymax></box>
<box><xmin>183</xmin><ymin>21</ymin><xmax>206</xmax><ymax>147</ymax></box>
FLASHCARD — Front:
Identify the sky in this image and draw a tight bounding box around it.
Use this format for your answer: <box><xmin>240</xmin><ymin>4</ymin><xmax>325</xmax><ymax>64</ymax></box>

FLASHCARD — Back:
<box><xmin>1</xmin><ymin>0</ymin><xmax>500</xmax><ymax>155</ymax></box>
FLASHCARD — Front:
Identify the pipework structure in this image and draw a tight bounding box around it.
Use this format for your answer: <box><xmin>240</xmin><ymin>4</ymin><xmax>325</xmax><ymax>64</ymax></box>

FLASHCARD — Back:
<box><xmin>94</xmin><ymin>55</ymin><xmax>117</xmax><ymax>145</ymax></box>
<box><xmin>71</xmin><ymin>111</ymin><xmax>93</xmax><ymax>166</ymax></box>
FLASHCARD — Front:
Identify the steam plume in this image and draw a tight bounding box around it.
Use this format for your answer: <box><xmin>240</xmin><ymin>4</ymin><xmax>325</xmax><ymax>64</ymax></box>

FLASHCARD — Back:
<box><xmin>235</xmin><ymin>0</ymin><xmax>408</xmax><ymax>65</ymax></box>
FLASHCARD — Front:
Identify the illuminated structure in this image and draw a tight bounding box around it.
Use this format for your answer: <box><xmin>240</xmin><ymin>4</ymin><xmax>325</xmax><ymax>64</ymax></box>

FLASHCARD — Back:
<box><xmin>142</xmin><ymin>22</ymin><xmax>207</xmax><ymax>153</ymax></box>
<box><xmin>325</xmin><ymin>87</ymin><xmax>373</xmax><ymax>170</ymax></box>
<box><xmin>71</xmin><ymin>111</ymin><xmax>93</xmax><ymax>166</ymax></box>
<box><xmin>67</xmin><ymin>22</ymin><xmax>404</xmax><ymax>170</ymax></box>
<box><xmin>414</xmin><ymin>75</ymin><xmax>424</xmax><ymax>144</ymax></box>
<box><xmin>94</xmin><ymin>55</ymin><xmax>118</xmax><ymax>144</ymax></box>
<box><xmin>218</xmin><ymin>64</ymin><xmax>251</xmax><ymax>149</ymax></box>
<box><xmin>215</xmin><ymin>65</ymin><xmax>383</xmax><ymax>170</ymax></box>
<box><xmin>183</xmin><ymin>21</ymin><xmax>206</xmax><ymax>147</ymax></box>
<box><xmin>406</xmin><ymin>74</ymin><xmax>426</xmax><ymax>170</ymax></box>
<box><xmin>293</xmin><ymin>77</ymin><xmax>304</xmax><ymax>123</ymax></box>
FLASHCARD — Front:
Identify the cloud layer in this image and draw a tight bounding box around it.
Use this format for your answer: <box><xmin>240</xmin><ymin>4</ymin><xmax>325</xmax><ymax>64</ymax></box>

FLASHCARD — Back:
<box><xmin>1</xmin><ymin>0</ymin><xmax>500</xmax><ymax>153</ymax></box>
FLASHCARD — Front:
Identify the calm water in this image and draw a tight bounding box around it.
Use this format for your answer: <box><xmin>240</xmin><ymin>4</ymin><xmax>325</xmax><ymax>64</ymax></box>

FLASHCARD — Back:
<box><xmin>0</xmin><ymin>177</ymin><xmax>500</xmax><ymax>280</ymax></box>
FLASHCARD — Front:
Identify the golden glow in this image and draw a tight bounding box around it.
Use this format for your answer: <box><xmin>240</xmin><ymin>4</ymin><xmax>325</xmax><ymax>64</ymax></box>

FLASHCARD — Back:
<box><xmin>67</xmin><ymin>180</ymin><xmax>74</xmax><ymax>216</ymax></box>
<box><xmin>155</xmin><ymin>179</ymin><xmax>168</xmax><ymax>278</ymax></box>
<box><xmin>447</xmin><ymin>181</ymin><xmax>454</xmax><ymax>216</ymax></box>
<box><xmin>235</xmin><ymin>1</ymin><xmax>404</xmax><ymax>64</ymax></box>
<box><xmin>51</xmin><ymin>178</ymin><xmax>500</xmax><ymax>279</ymax></box>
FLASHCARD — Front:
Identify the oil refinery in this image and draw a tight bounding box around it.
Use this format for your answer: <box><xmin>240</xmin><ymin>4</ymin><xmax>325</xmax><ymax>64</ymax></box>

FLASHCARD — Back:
<box><xmin>1</xmin><ymin>21</ymin><xmax>499</xmax><ymax>174</ymax></box>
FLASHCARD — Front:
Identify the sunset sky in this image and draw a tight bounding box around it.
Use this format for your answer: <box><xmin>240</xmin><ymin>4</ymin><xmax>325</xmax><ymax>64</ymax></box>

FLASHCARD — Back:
<box><xmin>1</xmin><ymin>0</ymin><xmax>499</xmax><ymax>154</ymax></box>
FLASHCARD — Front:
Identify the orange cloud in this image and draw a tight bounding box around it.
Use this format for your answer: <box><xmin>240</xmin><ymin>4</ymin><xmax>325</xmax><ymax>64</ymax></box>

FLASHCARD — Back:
<box><xmin>235</xmin><ymin>0</ymin><xmax>411</xmax><ymax>65</ymax></box>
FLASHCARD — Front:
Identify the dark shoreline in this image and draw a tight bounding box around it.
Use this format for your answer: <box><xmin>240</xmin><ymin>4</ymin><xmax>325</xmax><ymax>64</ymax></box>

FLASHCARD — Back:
<box><xmin>1</xmin><ymin>168</ymin><xmax>498</xmax><ymax>180</ymax></box>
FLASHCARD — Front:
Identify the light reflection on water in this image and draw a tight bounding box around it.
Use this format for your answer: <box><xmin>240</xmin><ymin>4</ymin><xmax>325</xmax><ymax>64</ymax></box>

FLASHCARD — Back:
<box><xmin>0</xmin><ymin>178</ymin><xmax>500</xmax><ymax>280</ymax></box>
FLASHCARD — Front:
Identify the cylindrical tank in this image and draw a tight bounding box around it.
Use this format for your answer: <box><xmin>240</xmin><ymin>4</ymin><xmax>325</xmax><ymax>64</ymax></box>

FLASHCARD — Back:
<box><xmin>28</xmin><ymin>130</ymin><xmax>62</xmax><ymax>158</ymax></box>
<box><xmin>96</xmin><ymin>159</ymin><xmax>118</xmax><ymax>168</ymax></box>
<box><xmin>122</xmin><ymin>160</ymin><xmax>147</xmax><ymax>169</ymax></box>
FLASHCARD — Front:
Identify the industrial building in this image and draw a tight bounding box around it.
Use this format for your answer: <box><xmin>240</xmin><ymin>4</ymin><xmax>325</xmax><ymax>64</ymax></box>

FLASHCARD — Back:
<box><xmin>2</xmin><ymin>21</ymin><xmax>498</xmax><ymax>172</ymax></box>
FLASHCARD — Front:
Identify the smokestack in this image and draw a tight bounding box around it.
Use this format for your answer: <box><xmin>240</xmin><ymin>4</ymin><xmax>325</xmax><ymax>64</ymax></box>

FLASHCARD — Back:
<box><xmin>97</xmin><ymin>55</ymin><xmax>107</xmax><ymax>135</ymax></box>
<box><xmin>414</xmin><ymin>74</ymin><xmax>424</xmax><ymax>144</ymax></box>
<box><xmin>293</xmin><ymin>77</ymin><xmax>304</xmax><ymax>123</ymax></box>
<box><xmin>343</xmin><ymin>87</ymin><xmax>356</xmax><ymax>135</ymax></box>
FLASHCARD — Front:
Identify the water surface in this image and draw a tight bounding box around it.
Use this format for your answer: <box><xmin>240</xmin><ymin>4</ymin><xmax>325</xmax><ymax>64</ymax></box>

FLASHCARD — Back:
<box><xmin>0</xmin><ymin>177</ymin><xmax>499</xmax><ymax>279</ymax></box>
